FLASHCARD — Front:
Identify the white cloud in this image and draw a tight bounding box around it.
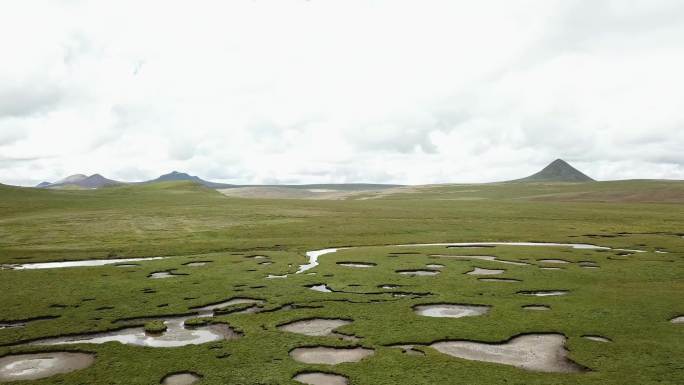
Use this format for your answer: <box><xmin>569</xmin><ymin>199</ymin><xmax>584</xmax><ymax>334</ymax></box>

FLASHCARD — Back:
<box><xmin>1</xmin><ymin>0</ymin><xmax>683</xmax><ymax>186</ymax></box>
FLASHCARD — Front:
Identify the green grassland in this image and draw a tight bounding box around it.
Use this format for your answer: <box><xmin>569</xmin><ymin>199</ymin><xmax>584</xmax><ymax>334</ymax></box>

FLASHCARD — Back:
<box><xmin>0</xmin><ymin>181</ymin><xmax>683</xmax><ymax>384</ymax></box>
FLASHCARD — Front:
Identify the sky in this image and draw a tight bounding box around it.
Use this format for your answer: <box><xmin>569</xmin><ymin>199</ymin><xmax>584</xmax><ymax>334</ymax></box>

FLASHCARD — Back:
<box><xmin>1</xmin><ymin>0</ymin><xmax>684</xmax><ymax>186</ymax></box>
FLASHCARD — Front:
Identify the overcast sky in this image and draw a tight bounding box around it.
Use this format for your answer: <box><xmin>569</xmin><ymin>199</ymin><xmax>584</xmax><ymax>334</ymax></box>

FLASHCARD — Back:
<box><xmin>1</xmin><ymin>0</ymin><xmax>684</xmax><ymax>186</ymax></box>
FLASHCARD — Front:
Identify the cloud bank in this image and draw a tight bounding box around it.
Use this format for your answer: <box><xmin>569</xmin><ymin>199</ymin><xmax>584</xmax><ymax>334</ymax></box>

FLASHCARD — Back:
<box><xmin>1</xmin><ymin>0</ymin><xmax>683</xmax><ymax>186</ymax></box>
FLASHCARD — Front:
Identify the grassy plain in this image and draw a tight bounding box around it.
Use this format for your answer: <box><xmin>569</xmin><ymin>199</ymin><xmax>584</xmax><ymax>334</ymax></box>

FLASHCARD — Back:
<box><xmin>0</xmin><ymin>180</ymin><xmax>682</xmax><ymax>384</ymax></box>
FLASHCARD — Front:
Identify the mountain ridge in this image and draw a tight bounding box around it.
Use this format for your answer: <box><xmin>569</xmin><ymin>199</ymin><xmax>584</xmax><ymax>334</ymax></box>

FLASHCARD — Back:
<box><xmin>37</xmin><ymin>174</ymin><xmax>123</xmax><ymax>189</ymax></box>
<box><xmin>147</xmin><ymin>171</ymin><xmax>235</xmax><ymax>189</ymax></box>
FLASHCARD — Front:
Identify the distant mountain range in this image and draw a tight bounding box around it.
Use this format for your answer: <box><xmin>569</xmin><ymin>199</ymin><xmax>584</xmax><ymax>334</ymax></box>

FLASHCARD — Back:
<box><xmin>37</xmin><ymin>174</ymin><xmax>123</xmax><ymax>189</ymax></box>
<box><xmin>35</xmin><ymin>171</ymin><xmax>231</xmax><ymax>189</ymax></box>
<box><xmin>513</xmin><ymin>159</ymin><xmax>594</xmax><ymax>182</ymax></box>
<box><xmin>34</xmin><ymin>159</ymin><xmax>593</xmax><ymax>189</ymax></box>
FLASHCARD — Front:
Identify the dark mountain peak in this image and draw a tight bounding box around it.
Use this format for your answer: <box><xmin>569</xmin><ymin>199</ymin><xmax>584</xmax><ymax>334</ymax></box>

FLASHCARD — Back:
<box><xmin>515</xmin><ymin>159</ymin><xmax>594</xmax><ymax>182</ymax></box>
<box><xmin>36</xmin><ymin>181</ymin><xmax>52</xmax><ymax>188</ymax></box>
<box><xmin>156</xmin><ymin>171</ymin><xmax>201</xmax><ymax>181</ymax></box>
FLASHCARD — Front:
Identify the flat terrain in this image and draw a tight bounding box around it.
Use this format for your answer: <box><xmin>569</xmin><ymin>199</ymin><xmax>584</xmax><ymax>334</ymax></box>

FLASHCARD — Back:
<box><xmin>0</xmin><ymin>181</ymin><xmax>682</xmax><ymax>384</ymax></box>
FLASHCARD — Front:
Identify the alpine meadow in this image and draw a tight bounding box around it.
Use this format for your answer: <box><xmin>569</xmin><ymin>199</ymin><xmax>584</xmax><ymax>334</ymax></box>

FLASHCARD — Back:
<box><xmin>1</xmin><ymin>2</ymin><xmax>683</xmax><ymax>385</ymax></box>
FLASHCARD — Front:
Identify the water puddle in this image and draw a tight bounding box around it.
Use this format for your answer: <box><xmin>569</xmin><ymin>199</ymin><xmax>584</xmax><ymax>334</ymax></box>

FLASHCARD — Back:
<box><xmin>518</xmin><ymin>290</ymin><xmax>568</xmax><ymax>297</ymax></box>
<box><xmin>183</xmin><ymin>261</ymin><xmax>210</xmax><ymax>267</ymax></box>
<box><xmin>278</xmin><ymin>318</ymin><xmax>352</xmax><ymax>338</ymax></box>
<box><xmin>670</xmin><ymin>316</ymin><xmax>684</xmax><ymax>323</ymax></box>
<box><xmin>431</xmin><ymin>255</ymin><xmax>529</xmax><ymax>266</ymax></box>
<box><xmin>425</xmin><ymin>264</ymin><xmax>445</xmax><ymax>269</ymax></box>
<box><xmin>161</xmin><ymin>372</ymin><xmax>202</xmax><ymax>385</ymax></box>
<box><xmin>397</xmin><ymin>269</ymin><xmax>440</xmax><ymax>276</ymax></box>
<box><xmin>293</xmin><ymin>372</ymin><xmax>348</xmax><ymax>385</ymax></box>
<box><xmin>414</xmin><ymin>304</ymin><xmax>490</xmax><ymax>318</ymax></box>
<box><xmin>337</xmin><ymin>262</ymin><xmax>376</xmax><ymax>268</ymax></box>
<box><xmin>466</xmin><ymin>267</ymin><xmax>504</xmax><ymax>275</ymax></box>
<box><xmin>0</xmin><ymin>323</ymin><xmax>22</xmax><ymax>330</ymax></box>
<box><xmin>289</xmin><ymin>346</ymin><xmax>374</xmax><ymax>365</ymax></box>
<box><xmin>579</xmin><ymin>261</ymin><xmax>599</xmax><ymax>269</ymax></box>
<box><xmin>0</xmin><ymin>352</ymin><xmax>95</xmax><ymax>381</ymax></box>
<box><xmin>32</xmin><ymin>310</ymin><xmax>241</xmax><ymax>348</ymax></box>
<box><xmin>582</xmin><ymin>335</ymin><xmax>611</xmax><ymax>342</ymax></box>
<box><xmin>430</xmin><ymin>333</ymin><xmax>587</xmax><ymax>373</ymax></box>
<box><xmin>149</xmin><ymin>271</ymin><xmax>184</xmax><ymax>279</ymax></box>
<box><xmin>540</xmin><ymin>267</ymin><xmax>563</xmax><ymax>270</ymax></box>
<box><xmin>266</xmin><ymin>274</ymin><xmax>288</xmax><ymax>279</ymax></box>
<box><xmin>308</xmin><ymin>284</ymin><xmax>333</xmax><ymax>293</ymax></box>
<box><xmin>538</xmin><ymin>259</ymin><xmax>571</xmax><ymax>264</ymax></box>
<box><xmin>522</xmin><ymin>305</ymin><xmax>550</xmax><ymax>311</ymax></box>
<box><xmin>379</xmin><ymin>284</ymin><xmax>401</xmax><ymax>289</ymax></box>
<box><xmin>3</xmin><ymin>257</ymin><xmax>167</xmax><ymax>270</ymax></box>
<box><xmin>478</xmin><ymin>278</ymin><xmax>520</xmax><ymax>283</ymax></box>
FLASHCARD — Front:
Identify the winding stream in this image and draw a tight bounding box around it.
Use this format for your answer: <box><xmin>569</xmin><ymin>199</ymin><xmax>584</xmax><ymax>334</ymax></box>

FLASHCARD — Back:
<box><xmin>295</xmin><ymin>242</ymin><xmax>644</xmax><ymax>274</ymax></box>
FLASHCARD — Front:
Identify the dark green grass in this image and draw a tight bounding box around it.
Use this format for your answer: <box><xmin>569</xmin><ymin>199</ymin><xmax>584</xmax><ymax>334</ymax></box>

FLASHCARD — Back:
<box><xmin>0</xmin><ymin>181</ymin><xmax>683</xmax><ymax>384</ymax></box>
